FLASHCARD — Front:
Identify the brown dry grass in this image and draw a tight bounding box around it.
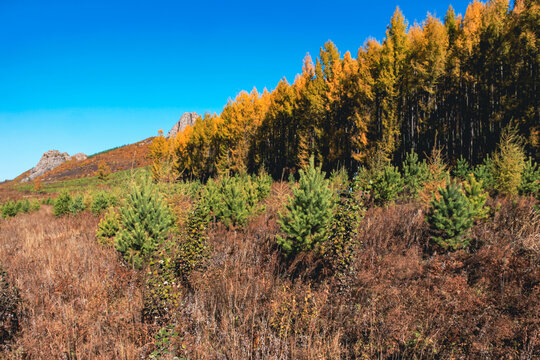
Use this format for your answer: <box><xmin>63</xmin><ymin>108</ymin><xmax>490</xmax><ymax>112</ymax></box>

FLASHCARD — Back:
<box><xmin>0</xmin><ymin>183</ymin><xmax>538</xmax><ymax>359</ymax></box>
<box><xmin>170</xmin><ymin>196</ymin><xmax>539</xmax><ymax>359</ymax></box>
<box><xmin>0</xmin><ymin>207</ymin><xmax>151</xmax><ymax>359</ymax></box>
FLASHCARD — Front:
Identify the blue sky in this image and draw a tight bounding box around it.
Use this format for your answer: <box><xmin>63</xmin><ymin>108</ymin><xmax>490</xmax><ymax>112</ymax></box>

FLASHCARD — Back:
<box><xmin>0</xmin><ymin>0</ymin><xmax>473</xmax><ymax>181</ymax></box>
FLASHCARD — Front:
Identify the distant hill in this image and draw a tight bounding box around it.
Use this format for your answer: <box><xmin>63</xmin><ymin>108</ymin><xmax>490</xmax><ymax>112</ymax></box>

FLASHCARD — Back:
<box><xmin>12</xmin><ymin>137</ymin><xmax>154</xmax><ymax>184</ymax></box>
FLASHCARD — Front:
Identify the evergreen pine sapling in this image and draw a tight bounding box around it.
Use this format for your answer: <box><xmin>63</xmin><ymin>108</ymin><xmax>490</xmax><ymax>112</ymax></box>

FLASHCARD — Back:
<box><xmin>115</xmin><ymin>179</ymin><xmax>174</xmax><ymax>269</ymax></box>
<box><xmin>463</xmin><ymin>175</ymin><xmax>490</xmax><ymax>222</ymax></box>
<box><xmin>518</xmin><ymin>157</ymin><xmax>540</xmax><ymax>198</ymax></box>
<box><xmin>277</xmin><ymin>156</ymin><xmax>334</xmax><ymax>256</ymax></box>
<box><xmin>96</xmin><ymin>208</ymin><xmax>120</xmax><ymax>246</ymax></box>
<box><xmin>453</xmin><ymin>156</ymin><xmax>472</xmax><ymax>180</ymax></box>
<box><xmin>426</xmin><ymin>181</ymin><xmax>474</xmax><ymax>251</ymax></box>
<box><xmin>402</xmin><ymin>150</ymin><xmax>429</xmax><ymax>197</ymax></box>
<box><xmin>53</xmin><ymin>192</ymin><xmax>72</xmax><ymax>217</ymax></box>
<box><xmin>372</xmin><ymin>164</ymin><xmax>404</xmax><ymax>205</ymax></box>
<box><xmin>474</xmin><ymin>155</ymin><xmax>496</xmax><ymax>190</ymax></box>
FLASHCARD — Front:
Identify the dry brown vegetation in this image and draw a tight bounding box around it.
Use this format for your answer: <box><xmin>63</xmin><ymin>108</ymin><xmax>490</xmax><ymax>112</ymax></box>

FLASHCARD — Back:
<box><xmin>164</xmin><ymin>194</ymin><xmax>540</xmax><ymax>359</ymax></box>
<box><xmin>0</xmin><ymin>187</ymin><xmax>538</xmax><ymax>359</ymax></box>
<box><xmin>0</xmin><ymin>207</ymin><xmax>151</xmax><ymax>358</ymax></box>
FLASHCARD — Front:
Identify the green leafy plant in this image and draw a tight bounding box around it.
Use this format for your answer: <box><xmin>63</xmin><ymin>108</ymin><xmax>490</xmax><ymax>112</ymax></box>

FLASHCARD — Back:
<box><xmin>115</xmin><ymin>179</ymin><xmax>174</xmax><ymax>269</ymax></box>
<box><xmin>53</xmin><ymin>192</ymin><xmax>72</xmax><ymax>217</ymax></box>
<box><xmin>149</xmin><ymin>325</ymin><xmax>180</xmax><ymax>359</ymax></box>
<box><xmin>175</xmin><ymin>203</ymin><xmax>211</xmax><ymax>283</ymax></box>
<box><xmin>426</xmin><ymin>181</ymin><xmax>474</xmax><ymax>251</ymax></box>
<box><xmin>322</xmin><ymin>185</ymin><xmax>364</xmax><ymax>274</ymax></box>
<box><xmin>0</xmin><ymin>265</ymin><xmax>21</xmax><ymax>347</ymax></box>
<box><xmin>277</xmin><ymin>156</ymin><xmax>334</xmax><ymax>255</ymax></box>
<box><xmin>144</xmin><ymin>246</ymin><xmax>181</xmax><ymax>325</ymax></box>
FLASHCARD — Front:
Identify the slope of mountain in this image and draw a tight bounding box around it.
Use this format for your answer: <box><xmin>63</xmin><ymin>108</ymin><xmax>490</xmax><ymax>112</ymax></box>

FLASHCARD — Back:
<box><xmin>12</xmin><ymin>138</ymin><xmax>154</xmax><ymax>183</ymax></box>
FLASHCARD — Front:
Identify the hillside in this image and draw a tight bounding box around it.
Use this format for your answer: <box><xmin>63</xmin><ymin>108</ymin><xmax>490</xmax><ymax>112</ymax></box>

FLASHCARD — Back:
<box><xmin>11</xmin><ymin>138</ymin><xmax>154</xmax><ymax>184</ymax></box>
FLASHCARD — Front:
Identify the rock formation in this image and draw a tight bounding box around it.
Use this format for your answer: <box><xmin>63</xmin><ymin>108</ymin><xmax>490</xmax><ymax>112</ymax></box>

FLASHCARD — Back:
<box><xmin>166</xmin><ymin>112</ymin><xmax>198</xmax><ymax>138</ymax></box>
<box><xmin>21</xmin><ymin>150</ymin><xmax>87</xmax><ymax>182</ymax></box>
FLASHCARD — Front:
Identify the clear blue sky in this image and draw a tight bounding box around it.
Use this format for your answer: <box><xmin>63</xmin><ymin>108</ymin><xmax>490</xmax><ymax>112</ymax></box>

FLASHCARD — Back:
<box><xmin>0</xmin><ymin>0</ymin><xmax>473</xmax><ymax>181</ymax></box>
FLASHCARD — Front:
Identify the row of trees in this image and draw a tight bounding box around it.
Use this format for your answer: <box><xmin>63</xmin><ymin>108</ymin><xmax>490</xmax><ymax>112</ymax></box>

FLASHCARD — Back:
<box><xmin>152</xmin><ymin>0</ymin><xmax>538</xmax><ymax>180</ymax></box>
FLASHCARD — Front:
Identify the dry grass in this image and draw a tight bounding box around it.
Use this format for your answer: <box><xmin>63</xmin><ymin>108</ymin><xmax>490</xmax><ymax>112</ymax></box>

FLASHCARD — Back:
<box><xmin>0</xmin><ymin>185</ymin><xmax>538</xmax><ymax>359</ymax></box>
<box><xmin>0</xmin><ymin>207</ymin><xmax>151</xmax><ymax>359</ymax></box>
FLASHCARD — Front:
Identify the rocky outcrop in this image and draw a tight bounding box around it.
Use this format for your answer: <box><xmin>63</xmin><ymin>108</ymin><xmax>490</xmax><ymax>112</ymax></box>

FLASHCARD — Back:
<box><xmin>166</xmin><ymin>112</ymin><xmax>199</xmax><ymax>138</ymax></box>
<box><xmin>70</xmin><ymin>153</ymin><xmax>88</xmax><ymax>162</ymax></box>
<box><xmin>21</xmin><ymin>150</ymin><xmax>87</xmax><ymax>182</ymax></box>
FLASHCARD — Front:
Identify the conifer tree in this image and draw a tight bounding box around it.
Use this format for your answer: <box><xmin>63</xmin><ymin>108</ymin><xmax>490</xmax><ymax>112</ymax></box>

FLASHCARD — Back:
<box><xmin>426</xmin><ymin>181</ymin><xmax>474</xmax><ymax>251</ymax></box>
<box><xmin>492</xmin><ymin>127</ymin><xmax>526</xmax><ymax>195</ymax></box>
<box><xmin>402</xmin><ymin>150</ymin><xmax>429</xmax><ymax>196</ymax></box>
<box><xmin>372</xmin><ymin>164</ymin><xmax>404</xmax><ymax>205</ymax></box>
<box><xmin>463</xmin><ymin>175</ymin><xmax>489</xmax><ymax>222</ymax></box>
<box><xmin>453</xmin><ymin>156</ymin><xmax>472</xmax><ymax>180</ymax></box>
<box><xmin>115</xmin><ymin>178</ymin><xmax>174</xmax><ymax>269</ymax></box>
<box><xmin>53</xmin><ymin>192</ymin><xmax>72</xmax><ymax>217</ymax></box>
<box><xmin>277</xmin><ymin>156</ymin><xmax>334</xmax><ymax>256</ymax></box>
<box><xmin>519</xmin><ymin>157</ymin><xmax>540</xmax><ymax>198</ymax></box>
<box><xmin>96</xmin><ymin>208</ymin><xmax>120</xmax><ymax>246</ymax></box>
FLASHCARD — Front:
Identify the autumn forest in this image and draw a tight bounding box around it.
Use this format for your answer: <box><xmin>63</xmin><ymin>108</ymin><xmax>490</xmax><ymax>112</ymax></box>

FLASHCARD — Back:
<box><xmin>152</xmin><ymin>0</ymin><xmax>539</xmax><ymax>180</ymax></box>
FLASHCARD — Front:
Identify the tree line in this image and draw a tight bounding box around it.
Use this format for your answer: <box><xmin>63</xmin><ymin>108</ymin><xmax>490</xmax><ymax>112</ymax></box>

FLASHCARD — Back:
<box><xmin>151</xmin><ymin>0</ymin><xmax>539</xmax><ymax>180</ymax></box>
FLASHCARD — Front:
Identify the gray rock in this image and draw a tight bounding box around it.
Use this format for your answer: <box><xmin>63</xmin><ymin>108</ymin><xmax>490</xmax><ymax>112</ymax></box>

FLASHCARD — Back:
<box><xmin>69</xmin><ymin>153</ymin><xmax>88</xmax><ymax>161</ymax></box>
<box><xmin>21</xmin><ymin>150</ymin><xmax>86</xmax><ymax>182</ymax></box>
<box><xmin>166</xmin><ymin>112</ymin><xmax>199</xmax><ymax>138</ymax></box>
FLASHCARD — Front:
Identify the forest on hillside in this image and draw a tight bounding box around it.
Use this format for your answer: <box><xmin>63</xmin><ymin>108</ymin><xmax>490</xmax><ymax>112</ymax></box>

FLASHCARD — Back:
<box><xmin>150</xmin><ymin>0</ymin><xmax>538</xmax><ymax>181</ymax></box>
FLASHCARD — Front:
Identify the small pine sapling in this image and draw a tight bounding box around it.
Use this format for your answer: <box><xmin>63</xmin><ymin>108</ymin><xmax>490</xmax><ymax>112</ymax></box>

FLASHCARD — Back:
<box><xmin>115</xmin><ymin>179</ymin><xmax>174</xmax><ymax>269</ymax></box>
<box><xmin>69</xmin><ymin>195</ymin><xmax>85</xmax><ymax>214</ymax></box>
<box><xmin>426</xmin><ymin>181</ymin><xmax>474</xmax><ymax>251</ymax></box>
<box><xmin>277</xmin><ymin>156</ymin><xmax>334</xmax><ymax>256</ymax></box>
<box><xmin>402</xmin><ymin>150</ymin><xmax>429</xmax><ymax>197</ymax></box>
<box><xmin>463</xmin><ymin>175</ymin><xmax>490</xmax><ymax>222</ymax></box>
<box><xmin>518</xmin><ymin>157</ymin><xmax>540</xmax><ymax>198</ymax></box>
<box><xmin>372</xmin><ymin>165</ymin><xmax>404</xmax><ymax>205</ymax></box>
<box><xmin>473</xmin><ymin>155</ymin><xmax>496</xmax><ymax>191</ymax></box>
<box><xmin>453</xmin><ymin>156</ymin><xmax>472</xmax><ymax>180</ymax></box>
<box><xmin>96</xmin><ymin>208</ymin><xmax>120</xmax><ymax>246</ymax></box>
<box><xmin>53</xmin><ymin>192</ymin><xmax>72</xmax><ymax>217</ymax></box>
